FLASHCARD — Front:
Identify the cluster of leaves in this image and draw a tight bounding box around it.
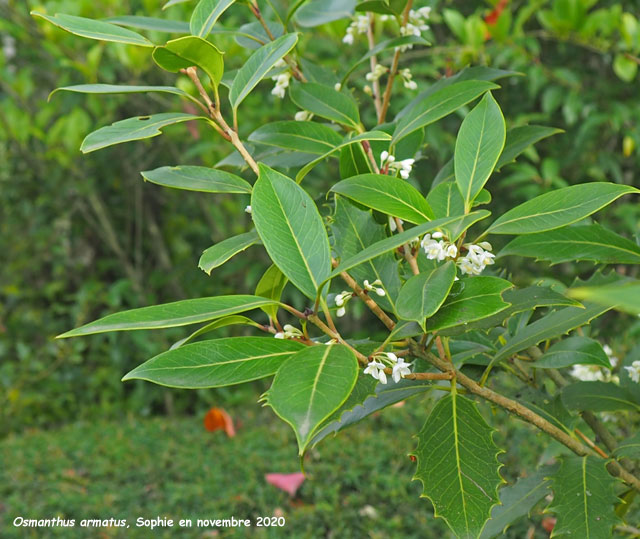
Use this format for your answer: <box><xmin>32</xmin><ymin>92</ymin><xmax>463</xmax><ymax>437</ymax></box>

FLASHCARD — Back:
<box><xmin>16</xmin><ymin>0</ymin><xmax>640</xmax><ymax>537</ymax></box>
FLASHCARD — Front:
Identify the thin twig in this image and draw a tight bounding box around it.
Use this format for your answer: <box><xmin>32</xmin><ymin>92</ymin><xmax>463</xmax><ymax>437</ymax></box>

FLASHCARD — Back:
<box><xmin>366</xmin><ymin>12</ymin><xmax>382</xmax><ymax>116</ymax></box>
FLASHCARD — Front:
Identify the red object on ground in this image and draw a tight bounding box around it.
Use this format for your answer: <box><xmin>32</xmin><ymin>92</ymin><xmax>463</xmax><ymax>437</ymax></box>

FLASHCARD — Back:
<box><xmin>203</xmin><ymin>407</ymin><xmax>236</xmax><ymax>437</ymax></box>
<box><xmin>265</xmin><ymin>473</ymin><xmax>306</xmax><ymax>496</ymax></box>
<box><xmin>485</xmin><ymin>0</ymin><xmax>509</xmax><ymax>26</ymax></box>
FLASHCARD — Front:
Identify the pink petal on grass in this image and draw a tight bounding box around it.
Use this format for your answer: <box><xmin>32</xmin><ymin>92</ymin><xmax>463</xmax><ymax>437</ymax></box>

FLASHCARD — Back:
<box><xmin>265</xmin><ymin>473</ymin><xmax>305</xmax><ymax>496</ymax></box>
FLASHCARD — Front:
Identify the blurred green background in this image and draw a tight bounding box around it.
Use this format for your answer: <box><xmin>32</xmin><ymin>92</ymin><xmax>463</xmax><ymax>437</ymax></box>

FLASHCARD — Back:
<box><xmin>1</xmin><ymin>0</ymin><xmax>639</xmax><ymax>536</ymax></box>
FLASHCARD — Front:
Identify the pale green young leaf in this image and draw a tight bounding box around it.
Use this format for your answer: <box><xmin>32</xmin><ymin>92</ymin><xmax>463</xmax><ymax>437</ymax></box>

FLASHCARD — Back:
<box><xmin>81</xmin><ymin>113</ymin><xmax>205</xmax><ymax>153</ymax></box>
<box><xmin>251</xmin><ymin>164</ymin><xmax>331</xmax><ymax>300</ymax></box>
<box><xmin>248</xmin><ymin>121</ymin><xmax>343</xmax><ymax>154</ymax></box>
<box><xmin>141</xmin><ymin>165</ymin><xmax>252</xmax><ymax>193</ymax></box>
<box><xmin>123</xmin><ymin>337</ymin><xmax>305</xmax><ymax>388</ymax></box>
<box><xmin>533</xmin><ymin>336</ymin><xmax>611</xmax><ymax>369</ymax></box>
<box><xmin>332</xmin><ymin>174</ymin><xmax>434</xmax><ymax>223</ymax></box>
<box><xmin>413</xmin><ymin>393</ymin><xmax>502</xmax><ymax>539</ymax></box>
<box><xmin>31</xmin><ymin>12</ymin><xmax>153</xmax><ymax>46</ymax></box>
<box><xmin>265</xmin><ymin>344</ymin><xmax>359</xmax><ymax>454</ymax></box>
<box><xmin>561</xmin><ymin>382</ymin><xmax>640</xmax><ymax>412</ymax></box>
<box><xmin>105</xmin><ymin>16</ymin><xmax>190</xmax><ymax>33</ymax></box>
<box><xmin>455</xmin><ymin>92</ymin><xmax>506</xmax><ymax>208</ymax></box>
<box><xmin>57</xmin><ymin>295</ymin><xmax>278</xmax><ymax>338</ymax></box>
<box><xmin>568</xmin><ymin>281</ymin><xmax>640</xmax><ymax>315</ymax></box>
<box><xmin>190</xmin><ymin>0</ymin><xmax>235</xmax><ymax>38</ymax></box>
<box><xmin>152</xmin><ymin>36</ymin><xmax>224</xmax><ymax>88</ymax></box>
<box><xmin>49</xmin><ymin>84</ymin><xmax>198</xmax><ymax>104</ymax></box>
<box><xmin>487</xmin><ymin>183</ymin><xmax>639</xmax><ymax>235</ymax></box>
<box><xmin>427</xmin><ymin>276</ymin><xmax>513</xmax><ymax>332</ymax></box>
<box><xmin>289</xmin><ymin>82</ymin><xmax>360</xmax><ymax>129</ymax></box>
<box><xmin>392</xmin><ymin>80</ymin><xmax>499</xmax><ymax>144</ymax></box>
<box><xmin>295</xmin><ymin>131</ymin><xmax>391</xmax><ymax>183</ymax></box>
<box><xmin>495</xmin><ymin>125</ymin><xmax>562</xmax><ymax>169</ymax></box>
<box><xmin>499</xmin><ymin>224</ymin><xmax>640</xmax><ymax>264</ymax></box>
<box><xmin>198</xmin><ymin>230</ymin><xmax>260</xmax><ymax>275</ymax></box>
<box><xmin>230</xmin><ymin>33</ymin><xmax>298</xmax><ymax>110</ymax></box>
<box><xmin>548</xmin><ymin>456</ymin><xmax>620</xmax><ymax>538</ymax></box>
<box><xmin>170</xmin><ymin>315</ymin><xmax>260</xmax><ymax>349</ymax></box>
<box><xmin>396</xmin><ymin>261</ymin><xmax>457</xmax><ymax>327</ymax></box>
<box><xmin>255</xmin><ymin>264</ymin><xmax>288</xmax><ymax>320</ymax></box>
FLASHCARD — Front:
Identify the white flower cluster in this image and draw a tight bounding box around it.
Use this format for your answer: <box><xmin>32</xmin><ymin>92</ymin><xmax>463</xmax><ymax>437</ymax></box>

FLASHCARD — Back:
<box><xmin>380</xmin><ymin>151</ymin><xmax>414</xmax><ymax>179</ymax></box>
<box><xmin>457</xmin><ymin>242</ymin><xmax>495</xmax><ymax>276</ymax></box>
<box><xmin>421</xmin><ymin>232</ymin><xmax>457</xmax><ymax>261</ymax></box>
<box><xmin>271</xmin><ymin>60</ymin><xmax>291</xmax><ymax>99</ymax></box>
<box><xmin>624</xmin><ymin>360</ymin><xmax>640</xmax><ymax>383</ymax></box>
<box><xmin>401</xmin><ymin>7</ymin><xmax>432</xmax><ymax>38</ymax></box>
<box><xmin>334</xmin><ymin>290</ymin><xmax>353</xmax><ymax>318</ymax></box>
<box><xmin>364</xmin><ymin>279</ymin><xmax>386</xmax><ymax>297</ymax></box>
<box><xmin>274</xmin><ymin>324</ymin><xmax>303</xmax><ymax>340</ymax></box>
<box><xmin>364</xmin><ymin>352</ymin><xmax>412</xmax><ymax>384</ymax></box>
<box><xmin>366</xmin><ymin>63</ymin><xmax>388</xmax><ymax>82</ymax></box>
<box><xmin>343</xmin><ymin>15</ymin><xmax>369</xmax><ymax>45</ymax></box>
<box><xmin>570</xmin><ymin>345</ymin><xmax>620</xmax><ymax>383</ymax></box>
<box><xmin>399</xmin><ymin>68</ymin><xmax>417</xmax><ymax>90</ymax></box>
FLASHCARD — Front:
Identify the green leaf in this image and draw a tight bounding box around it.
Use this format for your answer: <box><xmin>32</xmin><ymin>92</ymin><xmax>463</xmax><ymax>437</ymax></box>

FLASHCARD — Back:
<box><xmin>294</xmin><ymin>0</ymin><xmax>356</xmax><ymax>27</ymax></box>
<box><xmin>341</xmin><ymin>35</ymin><xmax>430</xmax><ymax>85</ymax></box>
<box><xmin>152</xmin><ymin>36</ymin><xmax>224</xmax><ymax>89</ymax></box>
<box><xmin>499</xmin><ymin>224</ymin><xmax>640</xmax><ymax>265</ymax></box>
<box><xmin>332</xmin><ymin>174</ymin><xmax>434</xmax><ymax>224</ymax></box>
<box><xmin>58</xmin><ymin>295</ymin><xmax>277</xmax><ymax>338</ymax></box>
<box><xmin>81</xmin><ymin>113</ymin><xmax>204</xmax><ymax>153</ymax></box>
<box><xmin>496</xmin><ymin>125</ymin><xmax>562</xmax><ymax>169</ymax></box>
<box><xmin>164</xmin><ymin>0</ymin><xmax>191</xmax><ymax>8</ymax></box>
<box><xmin>562</xmin><ymin>382</ymin><xmax>640</xmax><ymax>412</ymax></box>
<box><xmin>614</xmin><ymin>433</ymin><xmax>640</xmax><ymax>459</ymax></box>
<box><xmin>311</xmin><ymin>376</ymin><xmax>434</xmax><ymax>447</ymax></box>
<box><xmin>251</xmin><ymin>164</ymin><xmax>331</xmax><ymax>300</ymax></box>
<box><xmin>289</xmin><ymin>82</ymin><xmax>360</xmax><ymax>129</ymax></box>
<box><xmin>331</xmin><ymin>197</ymin><xmax>401</xmax><ymax>313</ymax></box>
<box><xmin>426</xmin><ymin>181</ymin><xmax>466</xmax><ymax>240</ymax></box>
<box><xmin>255</xmin><ymin>264</ymin><xmax>288</xmax><ymax>320</ymax></box>
<box><xmin>49</xmin><ymin>84</ymin><xmax>197</xmax><ymax>104</ymax></box>
<box><xmin>198</xmin><ymin>230</ymin><xmax>260</xmax><ymax>275</ymax></box>
<box><xmin>568</xmin><ymin>281</ymin><xmax>640</xmax><ymax>315</ymax></box>
<box><xmin>105</xmin><ymin>16</ymin><xmax>190</xmax><ymax>33</ymax></box>
<box><xmin>123</xmin><ymin>337</ymin><xmax>305</xmax><ymax>388</ymax></box>
<box><xmin>229</xmin><ymin>33</ymin><xmax>298</xmax><ymax>110</ymax></box>
<box><xmin>31</xmin><ymin>12</ymin><xmax>153</xmax><ymax>46</ymax></box>
<box><xmin>548</xmin><ymin>456</ymin><xmax>620</xmax><ymax>538</ymax></box>
<box><xmin>170</xmin><ymin>315</ymin><xmax>260</xmax><ymax>349</ymax></box>
<box><xmin>190</xmin><ymin>0</ymin><xmax>235</xmax><ymax>38</ymax></box>
<box><xmin>413</xmin><ymin>392</ymin><xmax>502</xmax><ymax>539</ymax></box>
<box><xmin>248</xmin><ymin>121</ymin><xmax>343</xmax><ymax>154</ymax></box>
<box><xmin>455</xmin><ymin>92</ymin><xmax>506</xmax><ymax>209</ymax></box>
<box><xmin>264</xmin><ymin>344</ymin><xmax>359</xmax><ymax>454</ymax></box>
<box><xmin>327</xmin><ymin>211</ymin><xmax>490</xmax><ymax>283</ymax></box>
<box><xmin>533</xmin><ymin>337</ymin><xmax>611</xmax><ymax>369</ymax></box>
<box><xmin>393</xmin><ymin>80</ymin><xmax>499</xmax><ymax>144</ymax></box>
<box><xmin>397</xmin><ymin>261</ymin><xmax>457</xmax><ymax>327</ymax></box>
<box><xmin>339</xmin><ymin>140</ymin><xmax>372</xmax><ymax>178</ymax></box>
<box><xmin>487</xmin><ymin>183</ymin><xmax>639</xmax><ymax>235</ymax></box>
<box><xmin>479</xmin><ymin>469</ymin><xmax>551</xmax><ymax>539</ymax></box>
<box><xmin>427</xmin><ymin>276</ymin><xmax>513</xmax><ymax>332</ymax></box>
<box><xmin>141</xmin><ymin>165</ymin><xmax>252</xmax><ymax>193</ymax></box>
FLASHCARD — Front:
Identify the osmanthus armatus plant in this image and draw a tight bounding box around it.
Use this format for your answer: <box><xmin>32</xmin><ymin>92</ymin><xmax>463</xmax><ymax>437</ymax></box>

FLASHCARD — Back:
<box><xmin>34</xmin><ymin>1</ymin><xmax>640</xmax><ymax>537</ymax></box>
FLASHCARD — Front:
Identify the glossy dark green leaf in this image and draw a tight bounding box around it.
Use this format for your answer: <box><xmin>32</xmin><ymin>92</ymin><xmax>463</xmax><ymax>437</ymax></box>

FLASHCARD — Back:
<box><xmin>332</xmin><ymin>174</ymin><xmax>434</xmax><ymax>223</ymax></box>
<box><xmin>562</xmin><ymin>382</ymin><xmax>640</xmax><ymax>412</ymax></box>
<box><xmin>393</xmin><ymin>80</ymin><xmax>499</xmax><ymax>144</ymax></box>
<box><xmin>533</xmin><ymin>337</ymin><xmax>611</xmax><ymax>369</ymax></box>
<box><xmin>190</xmin><ymin>0</ymin><xmax>235</xmax><ymax>38</ymax></box>
<box><xmin>414</xmin><ymin>393</ymin><xmax>502</xmax><ymax>538</ymax></box>
<box><xmin>265</xmin><ymin>344</ymin><xmax>359</xmax><ymax>454</ymax></box>
<box><xmin>397</xmin><ymin>261</ymin><xmax>457</xmax><ymax>327</ymax></box>
<box><xmin>487</xmin><ymin>183</ymin><xmax>639</xmax><ymax>235</ymax></box>
<box><xmin>81</xmin><ymin>113</ymin><xmax>204</xmax><ymax>153</ymax></box>
<box><xmin>496</xmin><ymin>125</ymin><xmax>562</xmax><ymax>169</ymax></box>
<box><xmin>123</xmin><ymin>337</ymin><xmax>305</xmax><ymax>388</ymax></box>
<box><xmin>230</xmin><ymin>33</ymin><xmax>298</xmax><ymax>110</ymax></box>
<box><xmin>252</xmin><ymin>164</ymin><xmax>331</xmax><ymax>300</ymax></box>
<box><xmin>289</xmin><ymin>82</ymin><xmax>360</xmax><ymax>128</ymax></box>
<box><xmin>614</xmin><ymin>433</ymin><xmax>640</xmax><ymax>459</ymax></box>
<box><xmin>58</xmin><ymin>295</ymin><xmax>277</xmax><ymax>338</ymax></box>
<box><xmin>427</xmin><ymin>276</ymin><xmax>513</xmax><ymax>332</ymax></box>
<box><xmin>170</xmin><ymin>315</ymin><xmax>260</xmax><ymax>349</ymax></box>
<box><xmin>248</xmin><ymin>121</ymin><xmax>342</xmax><ymax>154</ymax></box>
<box><xmin>141</xmin><ymin>165</ymin><xmax>252</xmax><ymax>193</ymax></box>
<box><xmin>455</xmin><ymin>92</ymin><xmax>506</xmax><ymax>209</ymax></box>
<box><xmin>105</xmin><ymin>16</ymin><xmax>190</xmax><ymax>33</ymax></box>
<box><xmin>499</xmin><ymin>224</ymin><xmax>640</xmax><ymax>264</ymax></box>
<box><xmin>32</xmin><ymin>12</ymin><xmax>153</xmax><ymax>46</ymax></box>
<box><xmin>568</xmin><ymin>281</ymin><xmax>640</xmax><ymax>315</ymax></box>
<box><xmin>152</xmin><ymin>36</ymin><xmax>224</xmax><ymax>88</ymax></box>
<box><xmin>198</xmin><ymin>230</ymin><xmax>260</xmax><ymax>275</ymax></box>
<box><xmin>426</xmin><ymin>181</ymin><xmax>466</xmax><ymax>240</ymax></box>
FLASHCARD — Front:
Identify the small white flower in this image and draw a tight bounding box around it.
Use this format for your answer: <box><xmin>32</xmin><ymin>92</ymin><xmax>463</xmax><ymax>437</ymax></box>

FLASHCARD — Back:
<box><xmin>366</xmin><ymin>63</ymin><xmax>388</xmax><ymax>82</ymax></box>
<box><xmin>274</xmin><ymin>324</ymin><xmax>303</xmax><ymax>340</ymax></box>
<box><xmin>244</xmin><ymin>205</ymin><xmax>252</xmax><ymax>214</ymax></box>
<box><xmin>570</xmin><ymin>364</ymin><xmax>606</xmax><ymax>382</ymax></box>
<box><xmin>431</xmin><ymin>231</ymin><xmax>444</xmax><ymax>239</ymax></box>
<box><xmin>343</xmin><ymin>15</ymin><xmax>369</xmax><ymax>45</ymax></box>
<box><xmin>388</xmin><ymin>158</ymin><xmax>414</xmax><ymax>179</ymax></box>
<box><xmin>399</xmin><ymin>68</ymin><xmax>417</xmax><ymax>90</ymax></box>
<box><xmin>364</xmin><ymin>360</ymin><xmax>387</xmax><ymax>384</ymax></box>
<box><xmin>603</xmin><ymin>344</ymin><xmax>619</xmax><ymax>367</ymax></box>
<box><xmin>336</xmin><ymin>307</ymin><xmax>346</xmax><ymax>318</ymax></box>
<box><xmin>363</xmin><ymin>84</ymin><xmax>373</xmax><ymax>96</ymax></box>
<box><xmin>334</xmin><ymin>82</ymin><xmax>342</xmax><ymax>91</ymax></box>
<box><xmin>457</xmin><ymin>242</ymin><xmax>495</xmax><ymax>275</ymax></box>
<box><xmin>389</xmin><ymin>355</ymin><xmax>412</xmax><ymax>383</ymax></box>
<box><xmin>335</xmin><ymin>290</ymin><xmax>353</xmax><ymax>317</ymax></box>
<box><xmin>364</xmin><ymin>279</ymin><xmax>386</xmax><ymax>297</ymax></box>
<box><xmin>294</xmin><ymin>110</ymin><xmax>313</xmax><ymax>121</ymax></box>
<box><xmin>624</xmin><ymin>360</ymin><xmax>640</xmax><ymax>383</ymax></box>
<box><xmin>271</xmin><ymin>71</ymin><xmax>291</xmax><ymax>98</ymax></box>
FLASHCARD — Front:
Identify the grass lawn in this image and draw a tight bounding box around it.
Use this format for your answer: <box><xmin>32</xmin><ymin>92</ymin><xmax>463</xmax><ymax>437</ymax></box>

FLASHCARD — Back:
<box><xmin>1</xmin><ymin>391</ymin><xmax>552</xmax><ymax>538</ymax></box>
